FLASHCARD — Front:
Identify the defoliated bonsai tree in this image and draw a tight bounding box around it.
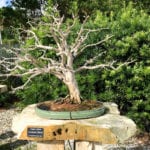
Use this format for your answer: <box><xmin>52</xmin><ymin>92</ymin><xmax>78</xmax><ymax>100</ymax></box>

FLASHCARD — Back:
<box><xmin>0</xmin><ymin>7</ymin><xmax>134</xmax><ymax>104</ymax></box>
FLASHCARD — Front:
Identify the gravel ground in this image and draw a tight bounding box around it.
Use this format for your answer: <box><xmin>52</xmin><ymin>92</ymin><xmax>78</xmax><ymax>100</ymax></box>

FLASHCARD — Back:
<box><xmin>0</xmin><ymin>108</ymin><xmax>36</xmax><ymax>150</ymax></box>
<box><xmin>0</xmin><ymin>109</ymin><xmax>18</xmax><ymax>135</ymax></box>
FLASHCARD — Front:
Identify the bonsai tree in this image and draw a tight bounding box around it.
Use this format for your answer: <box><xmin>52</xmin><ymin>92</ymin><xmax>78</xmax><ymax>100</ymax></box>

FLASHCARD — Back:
<box><xmin>0</xmin><ymin>7</ymin><xmax>134</xmax><ymax>104</ymax></box>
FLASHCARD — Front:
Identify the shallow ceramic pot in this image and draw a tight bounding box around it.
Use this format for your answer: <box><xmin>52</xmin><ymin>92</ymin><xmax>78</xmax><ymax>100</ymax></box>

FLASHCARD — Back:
<box><xmin>35</xmin><ymin>103</ymin><xmax>105</xmax><ymax>120</ymax></box>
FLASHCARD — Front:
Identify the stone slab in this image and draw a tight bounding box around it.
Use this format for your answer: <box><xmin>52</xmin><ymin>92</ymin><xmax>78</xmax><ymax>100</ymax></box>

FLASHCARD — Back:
<box><xmin>12</xmin><ymin>103</ymin><xmax>137</xmax><ymax>144</ymax></box>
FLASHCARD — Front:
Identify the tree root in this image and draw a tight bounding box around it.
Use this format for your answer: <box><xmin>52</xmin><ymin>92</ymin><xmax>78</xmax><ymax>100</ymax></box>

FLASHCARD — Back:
<box><xmin>54</xmin><ymin>95</ymin><xmax>83</xmax><ymax>104</ymax></box>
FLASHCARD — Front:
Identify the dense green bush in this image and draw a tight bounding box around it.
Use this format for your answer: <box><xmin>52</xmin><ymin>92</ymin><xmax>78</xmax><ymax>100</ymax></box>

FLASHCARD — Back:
<box><xmin>92</xmin><ymin>4</ymin><xmax>150</xmax><ymax>131</ymax></box>
<box><xmin>0</xmin><ymin>92</ymin><xmax>10</xmax><ymax>107</ymax></box>
<box><xmin>0</xmin><ymin>92</ymin><xmax>18</xmax><ymax>107</ymax></box>
<box><xmin>16</xmin><ymin>74</ymin><xmax>67</xmax><ymax>107</ymax></box>
<box><xmin>72</xmin><ymin>4</ymin><xmax>150</xmax><ymax>131</ymax></box>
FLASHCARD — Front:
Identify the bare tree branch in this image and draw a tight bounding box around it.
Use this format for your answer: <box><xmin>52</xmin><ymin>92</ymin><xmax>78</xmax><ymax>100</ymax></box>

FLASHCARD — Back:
<box><xmin>0</xmin><ymin>7</ymin><xmax>135</xmax><ymax>103</ymax></box>
<box><xmin>75</xmin><ymin>61</ymin><xmax>115</xmax><ymax>72</ymax></box>
<box><xmin>83</xmin><ymin>52</ymin><xmax>106</xmax><ymax>66</ymax></box>
<box><xmin>76</xmin><ymin>59</ymin><xmax>135</xmax><ymax>72</ymax></box>
<box><xmin>11</xmin><ymin>72</ymin><xmax>41</xmax><ymax>93</ymax></box>
<box><xmin>75</xmin><ymin>35</ymin><xmax>113</xmax><ymax>56</ymax></box>
<box><xmin>71</xmin><ymin>26</ymin><xmax>109</xmax><ymax>56</ymax></box>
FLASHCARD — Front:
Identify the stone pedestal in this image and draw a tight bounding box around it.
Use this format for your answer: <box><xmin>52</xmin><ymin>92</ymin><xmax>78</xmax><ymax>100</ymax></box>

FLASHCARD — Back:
<box><xmin>12</xmin><ymin>102</ymin><xmax>137</xmax><ymax>150</ymax></box>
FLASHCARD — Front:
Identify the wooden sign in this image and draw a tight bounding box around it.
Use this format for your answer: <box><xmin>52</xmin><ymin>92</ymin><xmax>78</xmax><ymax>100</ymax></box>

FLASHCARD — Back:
<box><xmin>19</xmin><ymin>122</ymin><xmax>117</xmax><ymax>144</ymax></box>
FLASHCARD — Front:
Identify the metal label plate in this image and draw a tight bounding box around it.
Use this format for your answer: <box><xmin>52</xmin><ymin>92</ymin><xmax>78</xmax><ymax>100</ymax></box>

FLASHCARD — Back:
<box><xmin>27</xmin><ymin>128</ymin><xmax>44</xmax><ymax>138</ymax></box>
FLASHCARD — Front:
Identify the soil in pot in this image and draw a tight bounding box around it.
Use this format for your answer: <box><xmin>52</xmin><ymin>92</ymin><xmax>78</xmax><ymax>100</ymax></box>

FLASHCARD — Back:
<box><xmin>36</xmin><ymin>97</ymin><xmax>105</xmax><ymax>119</ymax></box>
<box><xmin>37</xmin><ymin>99</ymin><xmax>103</xmax><ymax>112</ymax></box>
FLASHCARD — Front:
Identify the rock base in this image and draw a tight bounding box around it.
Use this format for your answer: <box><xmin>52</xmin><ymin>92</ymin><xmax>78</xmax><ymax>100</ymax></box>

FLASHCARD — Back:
<box><xmin>12</xmin><ymin>102</ymin><xmax>137</xmax><ymax>150</ymax></box>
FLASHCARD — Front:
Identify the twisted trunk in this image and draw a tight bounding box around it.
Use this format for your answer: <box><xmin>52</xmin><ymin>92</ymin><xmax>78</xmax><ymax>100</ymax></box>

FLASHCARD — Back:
<box><xmin>64</xmin><ymin>71</ymin><xmax>81</xmax><ymax>104</ymax></box>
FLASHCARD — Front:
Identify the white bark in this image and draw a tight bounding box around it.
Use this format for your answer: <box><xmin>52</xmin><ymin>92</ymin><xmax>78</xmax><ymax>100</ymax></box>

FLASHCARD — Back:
<box><xmin>63</xmin><ymin>71</ymin><xmax>81</xmax><ymax>103</ymax></box>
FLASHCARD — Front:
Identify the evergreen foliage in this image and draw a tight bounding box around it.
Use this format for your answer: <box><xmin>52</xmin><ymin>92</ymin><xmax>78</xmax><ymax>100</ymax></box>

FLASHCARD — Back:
<box><xmin>94</xmin><ymin>4</ymin><xmax>150</xmax><ymax>131</ymax></box>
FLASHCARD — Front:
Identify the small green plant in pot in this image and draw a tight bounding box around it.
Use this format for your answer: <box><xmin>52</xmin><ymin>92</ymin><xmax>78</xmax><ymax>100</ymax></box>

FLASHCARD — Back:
<box><xmin>0</xmin><ymin>7</ymin><xmax>134</xmax><ymax>119</ymax></box>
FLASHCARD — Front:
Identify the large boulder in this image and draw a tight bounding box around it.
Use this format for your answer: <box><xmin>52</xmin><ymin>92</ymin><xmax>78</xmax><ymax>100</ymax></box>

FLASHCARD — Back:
<box><xmin>12</xmin><ymin>102</ymin><xmax>137</xmax><ymax>149</ymax></box>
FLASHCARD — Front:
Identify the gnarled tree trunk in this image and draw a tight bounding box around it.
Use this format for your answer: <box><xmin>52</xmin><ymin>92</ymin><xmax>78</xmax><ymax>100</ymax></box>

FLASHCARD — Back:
<box><xmin>63</xmin><ymin>71</ymin><xmax>81</xmax><ymax>104</ymax></box>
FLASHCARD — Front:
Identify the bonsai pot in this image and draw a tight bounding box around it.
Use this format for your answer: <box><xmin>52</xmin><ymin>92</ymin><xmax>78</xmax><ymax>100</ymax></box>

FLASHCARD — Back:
<box><xmin>35</xmin><ymin>100</ymin><xmax>105</xmax><ymax>120</ymax></box>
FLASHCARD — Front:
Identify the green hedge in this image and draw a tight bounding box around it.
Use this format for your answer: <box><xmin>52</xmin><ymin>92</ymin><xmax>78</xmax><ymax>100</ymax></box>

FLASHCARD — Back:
<box><xmin>93</xmin><ymin>4</ymin><xmax>150</xmax><ymax>131</ymax></box>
